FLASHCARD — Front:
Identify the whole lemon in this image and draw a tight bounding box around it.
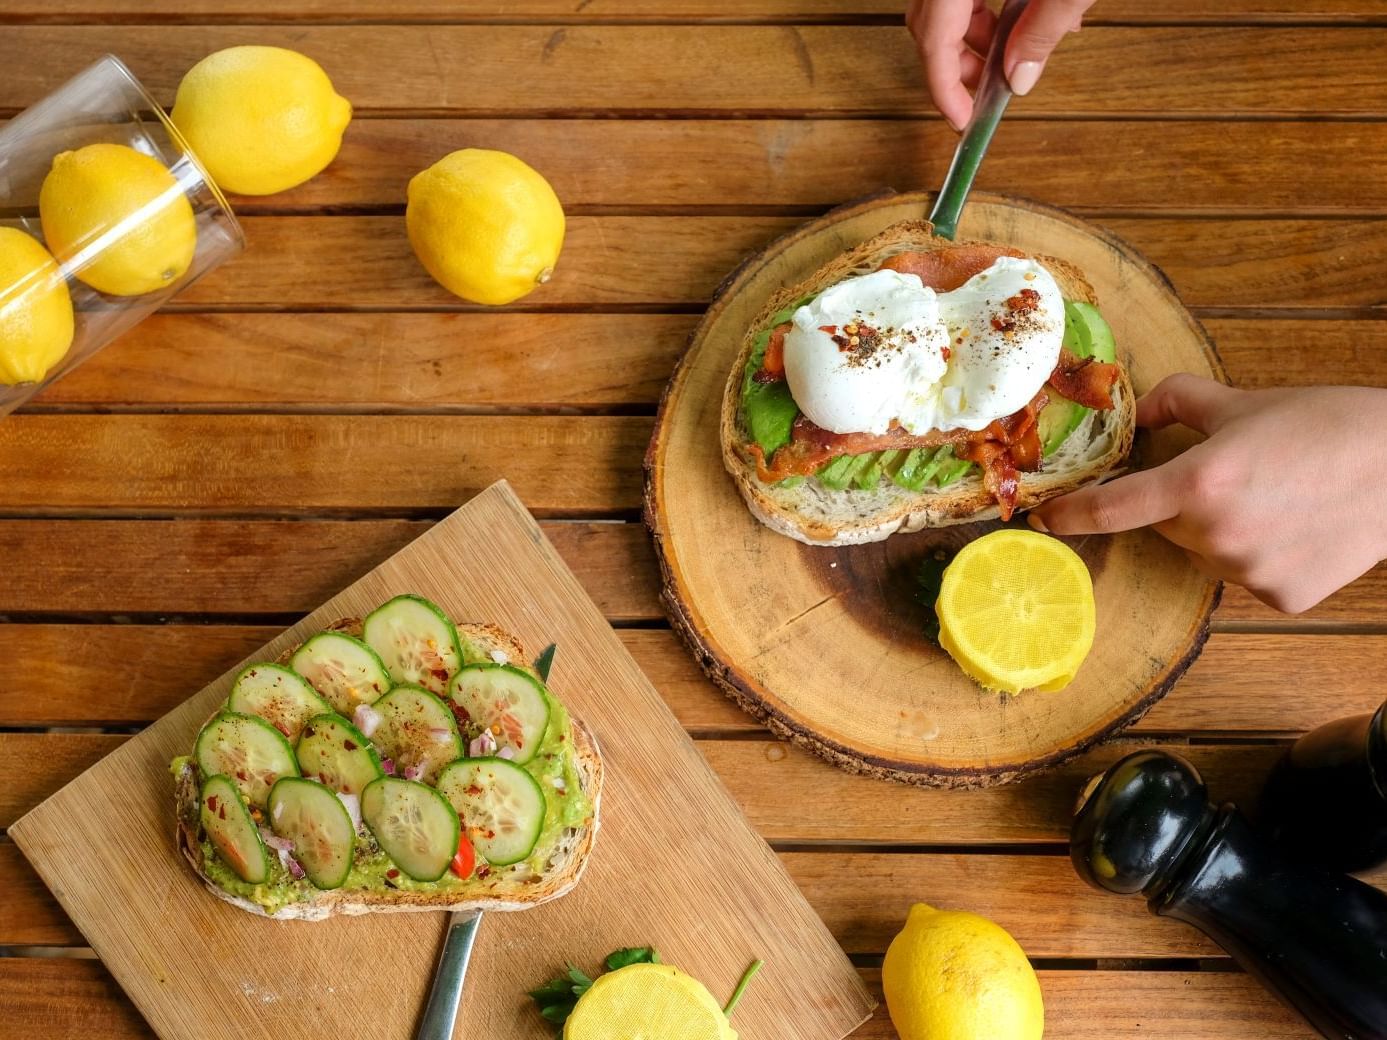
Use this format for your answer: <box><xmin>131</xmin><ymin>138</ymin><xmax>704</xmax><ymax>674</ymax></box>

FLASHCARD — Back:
<box><xmin>171</xmin><ymin>45</ymin><xmax>352</xmax><ymax>196</ymax></box>
<box><xmin>39</xmin><ymin>143</ymin><xmax>197</xmax><ymax>297</ymax></box>
<box><xmin>406</xmin><ymin>149</ymin><xmax>564</xmax><ymax>306</ymax></box>
<box><xmin>0</xmin><ymin>228</ymin><xmax>75</xmax><ymax>385</ymax></box>
<box><xmin>882</xmin><ymin>903</ymin><xmax>1044</xmax><ymax>1040</ymax></box>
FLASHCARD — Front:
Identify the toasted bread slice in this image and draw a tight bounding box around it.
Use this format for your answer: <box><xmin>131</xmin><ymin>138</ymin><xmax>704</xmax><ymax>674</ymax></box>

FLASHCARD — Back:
<box><xmin>720</xmin><ymin>219</ymin><xmax>1136</xmax><ymax>545</ymax></box>
<box><xmin>175</xmin><ymin>619</ymin><xmax>603</xmax><ymax>921</ymax></box>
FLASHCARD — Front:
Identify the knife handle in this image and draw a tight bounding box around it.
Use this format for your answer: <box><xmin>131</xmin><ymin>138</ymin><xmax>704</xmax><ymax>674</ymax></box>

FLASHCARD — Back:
<box><xmin>415</xmin><ymin>910</ymin><xmax>483</xmax><ymax>1040</ymax></box>
<box><xmin>928</xmin><ymin>0</ymin><xmax>1030</xmax><ymax>240</ymax></box>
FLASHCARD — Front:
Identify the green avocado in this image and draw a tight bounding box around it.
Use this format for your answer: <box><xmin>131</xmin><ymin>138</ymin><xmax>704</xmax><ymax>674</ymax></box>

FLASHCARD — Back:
<box><xmin>740</xmin><ymin>294</ymin><xmax>817</xmax><ymax>459</ymax></box>
<box><xmin>1037</xmin><ymin>300</ymin><xmax>1117</xmax><ymax>457</ymax></box>
<box><xmin>195</xmin><ymin>689</ymin><xmax>593</xmax><ymax>915</ymax></box>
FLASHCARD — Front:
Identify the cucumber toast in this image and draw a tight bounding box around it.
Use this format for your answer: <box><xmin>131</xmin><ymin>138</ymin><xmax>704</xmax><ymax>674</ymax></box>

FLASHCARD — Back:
<box><xmin>173</xmin><ymin>594</ymin><xmax>603</xmax><ymax>920</ymax></box>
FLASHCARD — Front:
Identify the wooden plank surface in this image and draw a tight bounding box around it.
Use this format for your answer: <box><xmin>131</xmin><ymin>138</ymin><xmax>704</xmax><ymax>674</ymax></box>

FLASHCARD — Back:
<box><xmin>1</xmin><ymin>1</ymin><xmax>1383</xmax><ymax>24</ymax></box>
<box><xmin>0</xmin><ymin>27</ymin><xmax>1382</xmax><ymax>117</ymax></box>
<box><xmin>23</xmin><ymin>317</ymin><xmax>1387</xmax><ymax>410</ymax></box>
<box><xmin>0</xmin><ymin>959</ymin><xmax>1319</xmax><ymax>1040</ymax></box>
<box><xmin>22</xmin><ymin>119</ymin><xmax>1370</xmax><ymax>217</ymax></box>
<box><xmin>129</xmin><ymin>215</ymin><xmax>1387</xmax><ymax>312</ymax></box>
<box><xmin>7</xmin><ymin>625</ymin><xmax>1380</xmax><ymax>738</ymax></box>
<box><xmin>4</xmin><ymin>518</ymin><xmax>1386</xmax><ymax>626</ymax></box>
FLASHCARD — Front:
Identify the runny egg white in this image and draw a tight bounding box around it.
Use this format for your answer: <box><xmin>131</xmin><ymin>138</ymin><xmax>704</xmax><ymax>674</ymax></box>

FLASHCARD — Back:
<box><xmin>782</xmin><ymin>257</ymin><xmax>1065</xmax><ymax>436</ymax></box>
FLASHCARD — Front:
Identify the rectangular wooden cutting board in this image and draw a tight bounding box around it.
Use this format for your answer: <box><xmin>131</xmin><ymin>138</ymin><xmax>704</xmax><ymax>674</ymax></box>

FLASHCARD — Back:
<box><xmin>10</xmin><ymin>481</ymin><xmax>873</xmax><ymax>1040</ymax></box>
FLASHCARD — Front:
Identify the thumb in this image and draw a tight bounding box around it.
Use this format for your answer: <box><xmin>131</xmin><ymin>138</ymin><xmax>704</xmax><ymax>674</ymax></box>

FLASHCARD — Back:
<box><xmin>1004</xmin><ymin>0</ymin><xmax>1091</xmax><ymax>95</ymax></box>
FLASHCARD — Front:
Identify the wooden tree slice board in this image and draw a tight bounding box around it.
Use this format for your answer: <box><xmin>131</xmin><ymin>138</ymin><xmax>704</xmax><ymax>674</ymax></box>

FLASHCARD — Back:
<box><xmin>646</xmin><ymin>191</ymin><xmax>1222</xmax><ymax>788</ymax></box>
<box><xmin>10</xmin><ymin>482</ymin><xmax>874</xmax><ymax>1040</ymax></box>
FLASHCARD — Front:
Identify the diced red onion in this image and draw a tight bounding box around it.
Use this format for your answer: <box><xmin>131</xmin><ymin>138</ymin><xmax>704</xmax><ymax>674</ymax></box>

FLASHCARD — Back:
<box><xmin>428</xmin><ymin>726</ymin><xmax>454</xmax><ymax>745</ymax></box>
<box><xmin>259</xmin><ymin>826</ymin><xmax>295</xmax><ymax>853</ymax></box>
<box><xmin>272</xmin><ymin>801</ymin><xmax>284</xmax><ymax>822</ymax></box>
<box><xmin>353</xmin><ymin>703</ymin><xmax>384</xmax><ymax>738</ymax></box>
<box><xmin>403</xmin><ymin>762</ymin><xmax>426</xmax><ymax>782</ymax></box>
<box><xmin>336</xmin><ymin>791</ymin><xmax>362</xmax><ymax>832</ymax></box>
<box><xmin>497</xmin><ymin>746</ymin><xmax>516</xmax><ymax>761</ymax></box>
<box><xmin>468</xmin><ymin>731</ymin><xmax>498</xmax><ymax>758</ymax></box>
<box><xmin>284</xmin><ymin>854</ymin><xmax>306</xmax><ymax>880</ymax></box>
<box><xmin>380</xmin><ymin>757</ymin><xmax>395</xmax><ymax>775</ymax></box>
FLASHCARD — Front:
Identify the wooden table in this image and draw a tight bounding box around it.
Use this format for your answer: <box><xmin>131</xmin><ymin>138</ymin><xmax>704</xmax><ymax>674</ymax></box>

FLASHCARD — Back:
<box><xmin>1</xmin><ymin>4</ymin><xmax>1384</xmax><ymax>1037</ymax></box>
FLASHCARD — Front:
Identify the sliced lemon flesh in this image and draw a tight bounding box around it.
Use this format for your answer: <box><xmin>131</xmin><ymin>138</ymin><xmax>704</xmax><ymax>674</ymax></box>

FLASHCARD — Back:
<box><xmin>936</xmin><ymin>528</ymin><xmax>1096</xmax><ymax>694</ymax></box>
<box><xmin>564</xmin><ymin>963</ymin><xmax>736</xmax><ymax>1040</ymax></box>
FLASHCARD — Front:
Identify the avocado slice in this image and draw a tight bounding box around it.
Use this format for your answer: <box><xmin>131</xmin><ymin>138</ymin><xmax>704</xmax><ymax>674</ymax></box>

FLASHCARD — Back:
<box><xmin>816</xmin><ymin>453</ymin><xmax>860</xmax><ymax>491</ymax></box>
<box><xmin>855</xmin><ymin>449</ymin><xmax>902</xmax><ymax>490</ymax></box>
<box><xmin>1038</xmin><ymin>301</ymin><xmax>1117</xmax><ymax>457</ymax></box>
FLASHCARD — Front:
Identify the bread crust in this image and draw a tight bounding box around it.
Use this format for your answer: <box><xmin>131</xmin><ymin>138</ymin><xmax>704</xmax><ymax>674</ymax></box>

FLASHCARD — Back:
<box><xmin>175</xmin><ymin>619</ymin><xmax>603</xmax><ymax>920</ymax></box>
<box><xmin>720</xmin><ymin>219</ymin><xmax>1136</xmax><ymax>545</ymax></box>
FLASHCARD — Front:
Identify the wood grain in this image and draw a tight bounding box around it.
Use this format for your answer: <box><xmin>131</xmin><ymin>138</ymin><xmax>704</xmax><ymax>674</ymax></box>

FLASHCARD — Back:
<box><xmin>154</xmin><ymin>120</ymin><xmax>1387</xmax><ymax>216</ymax></box>
<box><xmin>650</xmin><ymin>193</ymin><xmax>1219</xmax><ymax>786</ymax></box>
<box><xmin>0</xmin><ymin>959</ymin><xmax>1321</xmax><ymax>1040</ymax></box>
<box><xmin>5</xmin><ymin>624</ymin><xmax>1384</xmax><ymax>737</ymax></box>
<box><xmin>135</xmin><ymin>215</ymin><xmax>1387</xmax><ymax>312</ymax></box>
<box><xmin>8</xmin><ymin>483</ymin><xmax>873</xmax><ymax>1040</ymax></box>
<box><xmin>23</xmin><ymin>317</ymin><xmax>1387</xmax><ymax>410</ymax></box>
<box><xmin>0</xmin><ymin>0</ymin><xmax>1380</xmax><ymax>24</ymax></box>
<box><xmin>3</xmin><ymin>518</ymin><xmax>1386</xmax><ymax>625</ymax></box>
<box><xmin>29</xmin><ymin>313</ymin><xmax>690</xmax><ymax>409</ymax></box>
<box><xmin>0</xmin><ymin>27</ymin><xmax>1381</xmax><ymax>117</ymax></box>
<box><xmin>0</xmin><ymin>415</ymin><xmax>649</xmax><ymax>515</ymax></box>
<box><xmin>0</xmin><ymin>730</ymin><xmax>1285</xmax><ymax>843</ymax></box>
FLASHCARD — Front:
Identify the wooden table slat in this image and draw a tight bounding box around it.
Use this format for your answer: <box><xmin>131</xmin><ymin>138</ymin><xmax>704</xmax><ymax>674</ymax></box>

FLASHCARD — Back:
<box><xmin>0</xmin><ymin>27</ymin><xmax>1382</xmax><ymax>117</ymax></box>
<box><xmin>0</xmin><ymin>957</ymin><xmax>1317</xmax><ymax>1039</ymax></box>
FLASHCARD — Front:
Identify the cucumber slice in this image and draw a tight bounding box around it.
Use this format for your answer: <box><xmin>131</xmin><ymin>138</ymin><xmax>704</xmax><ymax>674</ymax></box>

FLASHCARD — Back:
<box><xmin>295</xmin><ymin>713</ymin><xmax>384</xmax><ymax>796</ymax></box>
<box><xmin>361</xmin><ymin>777</ymin><xmax>459</xmax><ymax>882</ymax></box>
<box><xmin>199</xmin><ymin>773</ymin><xmax>270</xmax><ymax>884</ymax></box>
<box><xmin>363</xmin><ymin>594</ymin><xmax>463</xmax><ymax>696</ymax></box>
<box><xmin>436</xmin><ymin>758</ymin><xmax>547</xmax><ymax>866</ymax></box>
<box><xmin>448</xmin><ymin>664</ymin><xmax>552</xmax><ymax>766</ymax></box>
<box><xmin>195</xmin><ymin>711</ymin><xmax>300</xmax><ymax>807</ymax></box>
<box><xmin>289</xmin><ymin>632</ymin><xmax>391</xmax><ymax>715</ymax></box>
<box><xmin>267</xmin><ymin>777</ymin><xmax>356</xmax><ymax>890</ymax></box>
<box><xmin>370</xmin><ymin>684</ymin><xmax>464</xmax><ymax>785</ymax></box>
<box><xmin>227</xmin><ymin>663</ymin><xmax>332</xmax><ymax>743</ymax></box>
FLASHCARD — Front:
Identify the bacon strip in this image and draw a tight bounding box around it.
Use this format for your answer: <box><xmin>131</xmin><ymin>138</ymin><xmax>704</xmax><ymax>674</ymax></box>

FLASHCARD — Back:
<box><xmin>1048</xmin><ymin>347</ymin><xmax>1121</xmax><ymax>410</ymax></box>
<box><xmin>878</xmin><ymin>244</ymin><xmax>1025</xmax><ymax>291</ymax></box>
<box><xmin>752</xmin><ymin>323</ymin><xmax>791</xmax><ymax>383</ymax></box>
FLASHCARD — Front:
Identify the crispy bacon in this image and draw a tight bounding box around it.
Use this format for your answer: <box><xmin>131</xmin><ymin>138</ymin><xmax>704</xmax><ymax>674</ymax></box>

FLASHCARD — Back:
<box><xmin>878</xmin><ymin>244</ymin><xmax>1025</xmax><ymax>291</ymax></box>
<box><xmin>752</xmin><ymin>322</ymin><xmax>791</xmax><ymax>383</ymax></box>
<box><xmin>1047</xmin><ymin>346</ymin><xmax>1121</xmax><ymax>409</ymax></box>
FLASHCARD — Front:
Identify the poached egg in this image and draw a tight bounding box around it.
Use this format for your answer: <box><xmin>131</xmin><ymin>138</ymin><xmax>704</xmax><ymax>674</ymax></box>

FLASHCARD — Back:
<box><xmin>782</xmin><ymin>257</ymin><xmax>1064</xmax><ymax>435</ymax></box>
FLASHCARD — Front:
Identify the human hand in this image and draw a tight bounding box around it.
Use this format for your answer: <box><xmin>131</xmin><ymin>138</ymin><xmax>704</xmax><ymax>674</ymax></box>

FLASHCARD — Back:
<box><xmin>1029</xmin><ymin>376</ymin><xmax>1387</xmax><ymax>614</ymax></box>
<box><xmin>906</xmin><ymin>0</ymin><xmax>1096</xmax><ymax>130</ymax></box>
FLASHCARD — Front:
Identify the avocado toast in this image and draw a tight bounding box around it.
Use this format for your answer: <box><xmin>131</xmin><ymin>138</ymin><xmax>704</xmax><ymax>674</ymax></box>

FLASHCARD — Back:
<box><xmin>722</xmin><ymin>219</ymin><xmax>1136</xmax><ymax>545</ymax></box>
<box><xmin>173</xmin><ymin>594</ymin><xmax>603</xmax><ymax>920</ymax></box>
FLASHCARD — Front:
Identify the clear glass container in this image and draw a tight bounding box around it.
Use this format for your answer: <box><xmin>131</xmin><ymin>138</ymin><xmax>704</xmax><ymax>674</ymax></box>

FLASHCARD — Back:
<box><xmin>0</xmin><ymin>54</ymin><xmax>244</xmax><ymax>416</ymax></box>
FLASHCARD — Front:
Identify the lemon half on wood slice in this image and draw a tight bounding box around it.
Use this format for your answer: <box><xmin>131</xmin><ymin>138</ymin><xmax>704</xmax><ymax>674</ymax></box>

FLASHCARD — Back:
<box><xmin>936</xmin><ymin>528</ymin><xmax>1096</xmax><ymax>694</ymax></box>
<box><xmin>563</xmin><ymin>962</ymin><xmax>737</xmax><ymax>1040</ymax></box>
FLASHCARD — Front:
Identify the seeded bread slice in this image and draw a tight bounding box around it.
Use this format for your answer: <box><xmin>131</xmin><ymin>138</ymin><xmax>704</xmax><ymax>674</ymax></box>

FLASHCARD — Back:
<box><xmin>175</xmin><ymin>619</ymin><xmax>602</xmax><ymax>921</ymax></box>
<box><xmin>720</xmin><ymin>219</ymin><xmax>1136</xmax><ymax>545</ymax></box>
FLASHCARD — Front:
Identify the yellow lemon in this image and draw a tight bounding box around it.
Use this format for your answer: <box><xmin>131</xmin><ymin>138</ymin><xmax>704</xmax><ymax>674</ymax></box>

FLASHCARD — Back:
<box><xmin>883</xmin><ymin>903</ymin><xmax>1044</xmax><ymax>1040</ymax></box>
<box><xmin>563</xmin><ymin>963</ymin><xmax>736</xmax><ymax>1040</ymax></box>
<box><xmin>406</xmin><ymin>148</ymin><xmax>564</xmax><ymax>306</ymax></box>
<box><xmin>936</xmin><ymin>528</ymin><xmax>1096</xmax><ymax>694</ymax></box>
<box><xmin>171</xmin><ymin>45</ymin><xmax>352</xmax><ymax>196</ymax></box>
<box><xmin>0</xmin><ymin>228</ymin><xmax>75</xmax><ymax>385</ymax></box>
<box><xmin>39</xmin><ymin>143</ymin><xmax>197</xmax><ymax>297</ymax></box>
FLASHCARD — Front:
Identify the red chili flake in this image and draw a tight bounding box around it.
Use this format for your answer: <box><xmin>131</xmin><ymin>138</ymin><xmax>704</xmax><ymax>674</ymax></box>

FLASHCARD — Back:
<box><xmin>942</xmin><ymin>345</ymin><xmax>952</xmax><ymax>361</ymax></box>
<box><xmin>386</xmin><ymin>868</ymin><xmax>400</xmax><ymax>879</ymax></box>
<box><xmin>235</xmin><ymin>770</ymin><xmax>248</xmax><ymax>781</ymax></box>
<box><xmin>218</xmin><ymin>805</ymin><xmax>227</xmax><ymax>820</ymax></box>
<box><xmin>344</xmin><ymin>739</ymin><xmax>358</xmax><ymax>751</ymax></box>
<box><xmin>1005</xmin><ymin>288</ymin><xmax>1041</xmax><ymax>313</ymax></box>
<box><xmin>818</xmin><ymin>324</ymin><xmax>837</xmax><ymax>334</ymax></box>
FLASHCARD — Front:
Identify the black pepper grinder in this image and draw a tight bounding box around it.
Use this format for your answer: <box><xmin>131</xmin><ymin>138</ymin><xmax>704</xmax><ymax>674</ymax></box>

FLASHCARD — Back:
<box><xmin>1256</xmin><ymin>701</ymin><xmax>1387</xmax><ymax>874</ymax></box>
<box><xmin>1070</xmin><ymin>750</ymin><xmax>1387</xmax><ymax>1040</ymax></box>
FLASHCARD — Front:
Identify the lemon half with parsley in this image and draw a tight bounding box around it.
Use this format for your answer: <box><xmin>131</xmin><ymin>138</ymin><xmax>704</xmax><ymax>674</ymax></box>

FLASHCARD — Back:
<box><xmin>563</xmin><ymin>963</ymin><xmax>736</xmax><ymax>1040</ymax></box>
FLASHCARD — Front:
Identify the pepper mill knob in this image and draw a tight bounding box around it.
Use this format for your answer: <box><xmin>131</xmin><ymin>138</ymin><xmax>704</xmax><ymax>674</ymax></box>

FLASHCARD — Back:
<box><xmin>1070</xmin><ymin>749</ymin><xmax>1215</xmax><ymax>897</ymax></box>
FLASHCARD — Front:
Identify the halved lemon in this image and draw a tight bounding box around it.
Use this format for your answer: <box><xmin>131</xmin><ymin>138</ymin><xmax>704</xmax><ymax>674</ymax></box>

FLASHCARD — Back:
<box><xmin>563</xmin><ymin>963</ymin><xmax>736</xmax><ymax>1040</ymax></box>
<box><xmin>936</xmin><ymin>529</ymin><xmax>1095</xmax><ymax>694</ymax></box>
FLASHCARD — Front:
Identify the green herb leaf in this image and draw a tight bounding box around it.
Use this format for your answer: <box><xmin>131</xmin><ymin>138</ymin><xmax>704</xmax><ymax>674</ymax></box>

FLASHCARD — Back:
<box><xmin>914</xmin><ymin>551</ymin><xmax>951</xmax><ymax>644</ymax></box>
<box><xmin>606</xmin><ymin>946</ymin><xmax>660</xmax><ymax>970</ymax></box>
<box><xmin>526</xmin><ymin>978</ymin><xmax>574</xmax><ymax>1003</ymax></box>
<box><xmin>723</xmin><ymin>959</ymin><xmax>765</xmax><ymax>1017</ymax></box>
<box><xmin>566</xmin><ymin>965</ymin><xmax>595</xmax><ymax>990</ymax></box>
<box><xmin>529</xmin><ymin>963</ymin><xmax>596</xmax><ymax>1034</ymax></box>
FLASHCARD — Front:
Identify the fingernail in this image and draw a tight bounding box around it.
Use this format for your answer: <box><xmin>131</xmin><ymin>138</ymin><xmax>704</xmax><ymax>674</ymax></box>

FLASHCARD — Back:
<box><xmin>1007</xmin><ymin>60</ymin><xmax>1044</xmax><ymax>96</ymax></box>
<box><xmin>1027</xmin><ymin>513</ymin><xmax>1050</xmax><ymax>534</ymax></box>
